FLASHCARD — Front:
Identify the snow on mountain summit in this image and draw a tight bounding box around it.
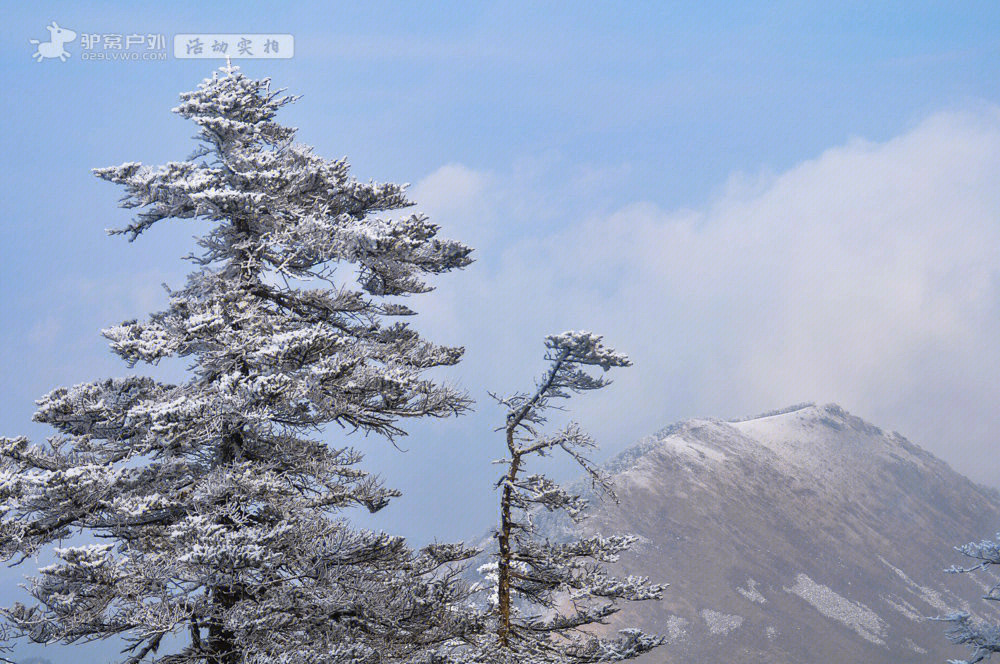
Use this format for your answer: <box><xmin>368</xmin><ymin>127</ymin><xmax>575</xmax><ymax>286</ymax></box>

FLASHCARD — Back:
<box><xmin>609</xmin><ymin>403</ymin><xmax>936</xmax><ymax>488</ymax></box>
<box><xmin>730</xmin><ymin>402</ymin><xmax>932</xmax><ymax>472</ymax></box>
<box><xmin>579</xmin><ymin>404</ymin><xmax>1000</xmax><ymax>663</ymax></box>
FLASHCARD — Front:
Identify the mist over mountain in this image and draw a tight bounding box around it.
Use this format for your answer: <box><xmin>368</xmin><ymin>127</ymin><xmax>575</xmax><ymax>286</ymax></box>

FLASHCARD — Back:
<box><xmin>574</xmin><ymin>403</ymin><xmax>1000</xmax><ymax>663</ymax></box>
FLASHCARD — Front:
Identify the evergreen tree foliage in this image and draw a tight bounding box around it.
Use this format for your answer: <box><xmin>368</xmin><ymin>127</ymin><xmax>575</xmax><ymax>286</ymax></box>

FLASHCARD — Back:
<box><xmin>470</xmin><ymin>332</ymin><xmax>666</xmax><ymax>663</ymax></box>
<box><xmin>0</xmin><ymin>65</ymin><xmax>476</xmax><ymax>664</ymax></box>
<box><xmin>940</xmin><ymin>538</ymin><xmax>1000</xmax><ymax>663</ymax></box>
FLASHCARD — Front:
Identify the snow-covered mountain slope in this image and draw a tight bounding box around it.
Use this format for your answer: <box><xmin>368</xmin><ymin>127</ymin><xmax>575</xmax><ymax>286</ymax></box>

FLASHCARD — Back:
<box><xmin>583</xmin><ymin>403</ymin><xmax>1000</xmax><ymax>663</ymax></box>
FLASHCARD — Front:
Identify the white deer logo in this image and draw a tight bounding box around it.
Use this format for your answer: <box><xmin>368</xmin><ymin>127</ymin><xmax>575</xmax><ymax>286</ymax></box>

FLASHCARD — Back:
<box><xmin>30</xmin><ymin>22</ymin><xmax>77</xmax><ymax>62</ymax></box>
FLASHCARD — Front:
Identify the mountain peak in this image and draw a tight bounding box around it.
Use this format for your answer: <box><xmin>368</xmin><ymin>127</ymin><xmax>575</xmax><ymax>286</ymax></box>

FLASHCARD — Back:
<box><xmin>608</xmin><ymin>403</ymin><xmax>933</xmax><ymax>484</ymax></box>
<box><xmin>730</xmin><ymin>402</ymin><xmax>884</xmax><ymax>435</ymax></box>
<box><xmin>585</xmin><ymin>405</ymin><xmax>1000</xmax><ymax>663</ymax></box>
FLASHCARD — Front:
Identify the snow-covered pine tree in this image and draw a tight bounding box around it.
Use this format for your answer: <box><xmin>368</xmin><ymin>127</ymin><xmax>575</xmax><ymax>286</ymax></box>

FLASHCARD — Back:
<box><xmin>938</xmin><ymin>538</ymin><xmax>1000</xmax><ymax>663</ymax></box>
<box><xmin>473</xmin><ymin>332</ymin><xmax>666</xmax><ymax>663</ymax></box>
<box><xmin>0</xmin><ymin>65</ymin><xmax>478</xmax><ymax>664</ymax></box>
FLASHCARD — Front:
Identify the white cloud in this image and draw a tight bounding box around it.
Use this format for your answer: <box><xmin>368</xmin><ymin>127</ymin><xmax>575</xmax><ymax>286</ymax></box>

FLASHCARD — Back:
<box><xmin>410</xmin><ymin>163</ymin><xmax>493</xmax><ymax>250</ymax></box>
<box><xmin>411</xmin><ymin>163</ymin><xmax>488</xmax><ymax>216</ymax></box>
<box><xmin>413</xmin><ymin>107</ymin><xmax>1000</xmax><ymax>486</ymax></box>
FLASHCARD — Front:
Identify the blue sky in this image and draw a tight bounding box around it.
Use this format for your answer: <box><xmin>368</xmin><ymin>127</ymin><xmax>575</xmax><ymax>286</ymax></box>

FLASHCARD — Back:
<box><xmin>3</xmin><ymin>3</ymin><xmax>1000</xmax><ymax>660</ymax></box>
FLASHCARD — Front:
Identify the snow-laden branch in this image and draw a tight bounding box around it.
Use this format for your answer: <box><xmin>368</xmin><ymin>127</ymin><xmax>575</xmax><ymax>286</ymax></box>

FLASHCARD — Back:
<box><xmin>473</xmin><ymin>332</ymin><xmax>664</xmax><ymax>664</ymax></box>
<box><xmin>0</xmin><ymin>64</ymin><xmax>479</xmax><ymax>664</ymax></box>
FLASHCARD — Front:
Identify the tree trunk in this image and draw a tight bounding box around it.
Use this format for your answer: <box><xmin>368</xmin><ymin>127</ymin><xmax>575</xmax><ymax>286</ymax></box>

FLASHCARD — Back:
<box><xmin>497</xmin><ymin>427</ymin><xmax>520</xmax><ymax>648</ymax></box>
<box><xmin>207</xmin><ymin>425</ymin><xmax>244</xmax><ymax>664</ymax></box>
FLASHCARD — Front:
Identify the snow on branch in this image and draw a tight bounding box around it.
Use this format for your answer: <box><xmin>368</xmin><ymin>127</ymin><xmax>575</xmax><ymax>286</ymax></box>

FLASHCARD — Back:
<box><xmin>477</xmin><ymin>332</ymin><xmax>664</xmax><ymax>663</ymax></box>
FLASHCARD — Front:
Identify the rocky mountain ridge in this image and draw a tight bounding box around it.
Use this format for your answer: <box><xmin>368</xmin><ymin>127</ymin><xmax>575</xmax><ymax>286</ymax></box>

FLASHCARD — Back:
<box><xmin>581</xmin><ymin>403</ymin><xmax>1000</xmax><ymax>663</ymax></box>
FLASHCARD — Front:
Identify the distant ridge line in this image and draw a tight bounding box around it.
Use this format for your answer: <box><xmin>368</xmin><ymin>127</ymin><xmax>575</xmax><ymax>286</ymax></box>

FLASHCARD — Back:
<box><xmin>727</xmin><ymin>402</ymin><xmax>817</xmax><ymax>423</ymax></box>
<box><xmin>605</xmin><ymin>403</ymin><xmax>822</xmax><ymax>474</ymax></box>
